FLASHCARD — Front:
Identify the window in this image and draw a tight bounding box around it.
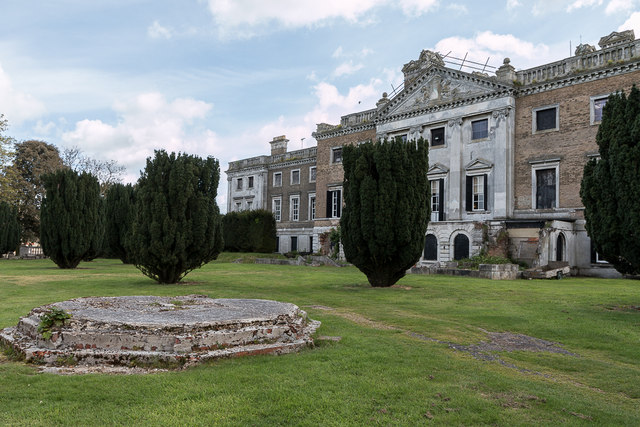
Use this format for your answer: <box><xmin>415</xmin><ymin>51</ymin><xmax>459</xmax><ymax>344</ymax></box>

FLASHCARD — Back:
<box><xmin>275</xmin><ymin>236</ymin><xmax>280</xmax><ymax>252</ymax></box>
<box><xmin>309</xmin><ymin>194</ymin><xmax>316</xmax><ymax>220</ymax></box>
<box><xmin>423</xmin><ymin>234</ymin><xmax>438</xmax><ymax>261</ymax></box>
<box><xmin>273</xmin><ymin>172</ymin><xmax>282</xmax><ymax>187</ymax></box>
<box><xmin>309</xmin><ymin>166</ymin><xmax>316</xmax><ymax>182</ymax></box>
<box><xmin>235</xmin><ymin>202</ymin><xmax>241</xmax><ymax>211</ymax></box>
<box><xmin>535</xmin><ymin>168</ymin><xmax>556</xmax><ymax>209</ymax></box>
<box><xmin>465</xmin><ymin>174</ymin><xmax>487</xmax><ymax>212</ymax></box>
<box><xmin>290</xmin><ymin>196</ymin><xmax>300</xmax><ymax>221</ymax></box>
<box><xmin>396</xmin><ymin>134</ymin><xmax>408</xmax><ymax>143</ymax></box>
<box><xmin>471</xmin><ymin>119</ymin><xmax>488</xmax><ymax>140</ymax></box>
<box><xmin>272</xmin><ymin>198</ymin><xmax>282</xmax><ymax>221</ymax></box>
<box><xmin>556</xmin><ymin>233</ymin><xmax>566</xmax><ymax>262</ymax></box>
<box><xmin>332</xmin><ymin>147</ymin><xmax>342</xmax><ymax>164</ymax></box>
<box><xmin>326</xmin><ymin>189</ymin><xmax>342</xmax><ymax>218</ymax></box>
<box><xmin>309</xmin><ymin>236</ymin><xmax>314</xmax><ymax>253</ymax></box>
<box><xmin>453</xmin><ymin>234</ymin><xmax>469</xmax><ymax>260</ymax></box>
<box><xmin>591</xmin><ymin>96</ymin><xmax>608</xmax><ymax>124</ymax></box>
<box><xmin>290</xmin><ymin>236</ymin><xmax>298</xmax><ymax>252</ymax></box>
<box><xmin>236</xmin><ymin>178</ymin><xmax>243</xmax><ymax>190</ymax></box>
<box><xmin>430</xmin><ymin>179</ymin><xmax>444</xmax><ymax>222</ymax></box>
<box><xmin>430</xmin><ymin>127</ymin><xmax>445</xmax><ymax>147</ymax></box>
<box><xmin>248</xmin><ymin>176</ymin><xmax>254</xmax><ymax>188</ymax></box>
<box><xmin>535</xmin><ymin>107</ymin><xmax>557</xmax><ymax>131</ymax></box>
<box><xmin>247</xmin><ymin>201</ymin><xmax>253</xmax><ymax>210</ymax></box>
<box><xmin>291</xmin><ymin>169</ymin><xmax>300</xmax><ymax>185</ymax></box>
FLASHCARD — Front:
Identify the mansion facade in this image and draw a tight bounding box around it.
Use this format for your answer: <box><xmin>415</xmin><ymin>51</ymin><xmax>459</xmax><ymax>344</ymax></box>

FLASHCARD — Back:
<box><xmin>226</xmin><ymin>30</ymin><xmax>640</xmax><ymax>277</ymax></box>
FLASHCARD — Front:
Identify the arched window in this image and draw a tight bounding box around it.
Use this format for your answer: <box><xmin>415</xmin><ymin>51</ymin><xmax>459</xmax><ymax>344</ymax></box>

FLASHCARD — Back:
<box><xmin>556</xmin><ymin>233</ymin><xmax>566</xmax><ymax>262</ymax></box>
<box><xmin>424</xmin><ymin>234</ymin><xmax>438</xmax><ymax>261</ymax></box>
<box><xmin>453</xmin><ymin>234</ymin><xmax>470</xmax><ymax>260</ymax></box>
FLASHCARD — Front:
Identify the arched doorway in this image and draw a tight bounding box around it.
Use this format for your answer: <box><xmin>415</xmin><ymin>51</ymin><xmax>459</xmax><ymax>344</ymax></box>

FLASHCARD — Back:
<box><xmin>453</xmin><ymin>234</ymin><xmax>469</xmax><ymax>260</ymax></box>
<box><xmin>424</xmin><ymin>234</ymin><xmax>438</xmax><ymax>261</ymax></box>
<box><xmin>556</xmin><ymin>233</ymin><xmax>566</xmax><ymax>262</ymax></box>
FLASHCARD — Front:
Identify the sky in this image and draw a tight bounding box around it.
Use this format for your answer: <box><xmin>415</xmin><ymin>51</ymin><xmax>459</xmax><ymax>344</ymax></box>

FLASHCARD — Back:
<box><xmin>1</xmin><ymin>0</ymin><xmax>639</xmax><ymax>211</ymax></box>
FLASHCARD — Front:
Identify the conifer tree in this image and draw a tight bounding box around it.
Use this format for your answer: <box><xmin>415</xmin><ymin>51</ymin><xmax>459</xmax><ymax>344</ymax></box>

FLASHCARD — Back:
<box><xmin>130</xmin><ymin>150</ymin><xmax>223</xmax><ymax>284</ymax></box>
<box><xmin>105</xmin><ymin>183</ymin><xmax>136</xmax><ymax>263</ymax></box>
<box><xmin>580</xmin><ymin>85</ymin><xmax>640</xmax><ymax>274</ymax></box>
<box><xmin>0</xmin><ymin>201</ymin><xmax>20</xmax><ymax>255</ymax></box>
<box><xmin>40</xmin><ymin>169</ymin><xmax>103</xmax><ymax>268</ymax></box>
<box><xmin>341</xmin><ymin>138</ymin><xmax>429</xmax><ymax>287</ymax></box>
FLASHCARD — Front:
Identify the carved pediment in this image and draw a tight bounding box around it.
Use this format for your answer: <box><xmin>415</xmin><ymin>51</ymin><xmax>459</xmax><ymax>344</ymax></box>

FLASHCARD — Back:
<box><xmin>465</xmin><ymin>158</ymin><xmax>493</xmax><ymax>171</ymax></box>
<box><xmin>598</xmin><ymin>30</ymin><xmax>635</xmax><ymax>49</ymax></box>
<box><xmin>428</xmin><ymin>163</ymin><xmax>450</xmax><ymax>176</ymax></box>
<box><xmin>383</xmin><ymin>69</ymin><xmax>501</xmax><ymax>117</ymax></box>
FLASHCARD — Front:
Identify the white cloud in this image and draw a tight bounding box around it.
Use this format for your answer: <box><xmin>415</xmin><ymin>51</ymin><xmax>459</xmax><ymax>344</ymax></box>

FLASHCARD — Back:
<box><xmin>0</xmin><ymin>64</ymin><xmax>46</xmax><ymax>125</ymax></box>
<box><xmin>333</xmin><ymin>61</ymin><xmax>364</xmax><ymax>77</ymax></box>
<box><xmin>332</xmin><ymin>46</ymin><xmax>344</xmax><ymax>58</ymax></box>
<box><xmin>434</xmin><ymin>31</ymin><xmax>560</xmax><ymax>70</ymax></box>
<box><xmin>61</xmin><ymin>93</ymin><xmax>216</xmax><ymax>184</ymax></box>
<box><xmin>446</xmin><ymin>3</ymin><xmax>469</xmax><ymax>14</ymax></box>
<box><xmin>205</xmin><ymin>0</ymin><xmax>438</xmax><ymax>38</ymax></box>
<box><xmin>506</xmin><ymin>0</ymin><xmax>521</xmax><ymax>10</ymax></box>
<box><xmin>619</xmin><ymin>11</ymin><xmax>640</xmax><ymax>33</ymax></box>
<box><xmin>606</xmin><ymin>0</ymin><xmax>638</xmax><ymax>15</ymax></box>
<box><xmin>566</xmin><ymin>0</ymin><xmax>602</xmax><ymax>13</ymax></box>
<box><xmin>148</xmin><ymin>21</ymin><xmax>173</xmax><ymax>39</ymax></box>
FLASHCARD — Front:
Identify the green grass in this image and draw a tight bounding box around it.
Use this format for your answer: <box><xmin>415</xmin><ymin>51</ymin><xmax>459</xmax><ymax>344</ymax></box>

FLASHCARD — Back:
<box><xmin>0</xmin><ymin>256</ymin><xmax>639</xmax><ymax>425</ymax></box>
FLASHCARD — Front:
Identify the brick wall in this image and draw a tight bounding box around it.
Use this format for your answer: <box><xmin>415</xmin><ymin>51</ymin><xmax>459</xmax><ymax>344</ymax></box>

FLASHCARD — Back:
<box><xmin>514</xmin><ymin>70</ymin><xmax>640</xmax><ymax>211</ymax></box>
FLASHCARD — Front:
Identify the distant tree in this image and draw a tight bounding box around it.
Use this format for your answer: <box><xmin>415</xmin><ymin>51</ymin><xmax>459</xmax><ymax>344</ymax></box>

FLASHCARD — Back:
<box><xmin>105</xmin><ymin>183</ymin><xmax>136</xmax><ymax>263</ymax></box>
<box><xmin>0</xmin><ymin>201</ymin><xmax>20</xmax><ymax>255</ymax></box>
<box><xmin>129</xmin><ymin>150</ymin><xmax>224</xmax><ymax>284</ymax></box>
<box><xmin>13</xmin><ymin>140</ymin><xmax>66</xmax><ymax>242</ymax></box>
<box><xmin>40</xmin><ymin>169</ymin><xmax>103</xmax><ymax>269</ymax></box>
<box><xmin>0</xmin><ymin>115</ymin><xmax>20</xmax><ymax>207</ymax></box>
<box><xmin>61</xmin><ymin>146</ymin><xmax>125</xmax><ymax>195</ymax></box>
<box><xmin>580</xmin><ymin>86</ymin><xmax>640</xmax><ymax>275</ymax></box>
<box><xmin>341</xmin><ymin>138</ymin><xmax>430</xmax><ymax>287</ymax></box>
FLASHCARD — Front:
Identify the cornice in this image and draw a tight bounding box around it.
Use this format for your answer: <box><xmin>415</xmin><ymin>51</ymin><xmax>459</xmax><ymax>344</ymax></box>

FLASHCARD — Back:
<box><xmin>312</xmin><ymin>122</ymin><xmax>376</xmax><ymax>140</ymax></box>
<box><xmin>267</xmin><ymin>157</ymin><xmax>316</xmax><ymax>169</ymax></box>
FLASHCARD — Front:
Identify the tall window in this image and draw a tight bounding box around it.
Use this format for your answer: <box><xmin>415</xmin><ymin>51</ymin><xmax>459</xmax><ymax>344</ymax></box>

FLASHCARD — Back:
<box><xmin>430</xmin><ymin>127</ymin><xmax>445</xmax><ymax>147</ymax></box>
<box><xmin>471</xmin><ymin>119</ymin><xmax>488</xmax><ymax>140</ymax></box>
<box><xmin>290</xmin><ymin>196</ymin><xmax>300</xmax><ymax>221</ymax></box>
<box><xmin>332</xmin><ymin>147</ymin><xmax>342</xmax><ymax>164</ymax></box>
<box><xmin>248</xmin><ymin>176</ymin><xmax>254</xmax><ymax>188</ymax></box>
<box><xmin>236</xmin><ymin>178</ymin><xmax>243</xmax><ymax>190</ymax></box>
<box><xmin>326</xmin><ymin>189</ymin><xmax>342</xmax><ymax>218</ymax></box>
<box><xmin>430</xmin><ymin>180</ymin><xmax>440</xmax><ymax>222</ymax></box>
<box><xmin>273</xmin><ymin>172</ymin><xmax>282</xmax><ymax>187</ymax></box>
<box><xmin>592</xmin><ymin>97</ymin><xmax>608</xmax><ymax>123</ymax></box>
<box><xmin>309</xmin><ymin>195</ymin><xmax>316</xmax><ymax>220</ymax></box>
<box><xmin>291</xmin><ymin>169</ymin><xmax>300</xmax><ymax>185</ymax></box>
<box><xmin>309</xmin><ymin>166</ymin><xmax>317</xmax><ymax>182</ymax></box>
<box><xmin>466</xmin><ymin>175</ymin><xmax>487</xmax><ymax>212</ymax></box>
<box><xmin>423</xmin><ymin>234</ymin><xmax>438</xmax><ymax>261</ymax></box>
<box><xmin>235</xmin><ymin>202</ymin><xmax>241</xmax><ymax>211</ymax></box>
<box><xmin>290</xmin><ymin>236</ymin><xmax>298</xmax><ymax>252</ymax></box>
<box><xmin>535</xmin><ymin>168</ymin><xmax>556</xmax><ymax>209</ymax></box>
<box><xmin>247</xmin><ymin>201</ymin><xmax>253</xmax><ymax>210</ymax></box>
<box><xmin>272</xmin><ymin>198</ymin><xmax>282</xmax><ymax>221</ymax></box>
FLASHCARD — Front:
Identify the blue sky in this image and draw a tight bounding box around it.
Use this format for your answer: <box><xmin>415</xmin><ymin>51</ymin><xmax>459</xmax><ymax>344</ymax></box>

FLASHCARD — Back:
<box><xmin>1</xmin><ymin>0</ymin><xmax>639</xmax><ymax>210</ymax></box>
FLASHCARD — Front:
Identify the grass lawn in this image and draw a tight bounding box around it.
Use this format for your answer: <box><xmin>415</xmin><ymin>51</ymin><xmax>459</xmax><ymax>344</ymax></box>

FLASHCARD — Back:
<box><xmin>1</xmin><ymin>255</ymin><xmax>639</xmax><ymax>426</ymax></box>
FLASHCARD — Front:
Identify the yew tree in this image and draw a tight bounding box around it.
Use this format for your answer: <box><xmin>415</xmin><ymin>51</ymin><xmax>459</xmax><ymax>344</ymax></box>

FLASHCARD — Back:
<box><xmin>0</xmin><ymin>201</ymin><xmax>20</xmax><ymax>255</ymax></box>
<box><xmin>129</xmin><ymin>150</ymin><xmax>224</xmax><ymax>284</ymax></box>
<box><xmin>40</xmin><ymin>169</ymin><xmax>103</xmax><ymax>268</ymax></box>
<box><xmin>341</xmin><ymin>138</ymin><xmax>430</xmax><ymax>287</ymax></box>
<box><xmin>105</xmin><ymin>183</ymin><xmax>136</xmax><ymax>263</ymax></box>
<box><xmin>580</xmin><ymin>86</ymin><xmax>640</xmax><ymax>275</ymax></box>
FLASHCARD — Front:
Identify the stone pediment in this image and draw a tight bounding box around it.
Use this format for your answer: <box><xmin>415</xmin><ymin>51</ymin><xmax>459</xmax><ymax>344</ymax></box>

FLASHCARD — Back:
<box><xmin>465</xmin><ymin>158</ymin><xmax>493</xmax><ymax>171</ymax></box>
<box><xmin>598</xmin><ymin>30</ymin><xmax>635</xmax><ymax>49</ymax></box>
<box><xmin>428</xmin><ymin>163</ymin><xmax>449</xmax><ymax>176</ymax></box>
<box><xmin>382</xmin><ymin>68</ymin><xmax>504</xmax><ymax>117</ymax></box>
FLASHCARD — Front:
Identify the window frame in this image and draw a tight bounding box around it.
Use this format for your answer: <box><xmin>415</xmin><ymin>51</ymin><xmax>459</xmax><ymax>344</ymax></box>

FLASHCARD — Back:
<box><xmin>326</xmin><ymin>187</ymin><xmax>342</xmax><ymax>219</ymax></box>
<box><xmin>471</xmin><ymin>118</ymin><xmax>489</xmax><ymax>141</ymax></box>
<box><xmin>290</xmin><ymin>169</ymin><xmax>300</xmax><ymax>185</ymax></box>
<box><xmin>532</xmin><ymin>104</ymin><xmax>559</xmax><ymax>133</ymax></box>
<box><xmin>290</xmin><ymin>195</ymin><xmax>300</xmax><ymax>222</ymax></box>
<box><xmin>472</xmin><ymin>175</ymin><xmax>485</xmax><ymax>211</ymax></box>
<box><xmin>236</xmin><ymin>178</ymin><xmax>243</xmax><ymax>190</ymax></box>
<box><xmin>331</xmin><ymin>147</ymin><xmax>343</xmax><ymax>164</ymax></box>
<box><xmin>309</xmin><ymin>166</ymin><xmax>316</xmax><ymax>183</ymax></box>
<box><xmin>308</xmin><ymin>193</ymin><xmax>316</xmax><ymax>220</ymax></box>
<box><xmin>247</xmin><ymin>176</ymin><xmax>254</xmax><ymax>188</ymax></box>
<box><xmin>272</xmin><ymin>197</ymin><xmax>282</xmax><ymax>221</ymax></box>
<box><xmin>430</xmin><ymin>126</ymin><xmax>445</xmax><ymax>147</ymax></box>
<box><xmin>273</xmin><ymin>171</ymin><xmax>282</xmax><ymax>187</ymax></box>
<box><xmin>430</xmin><ymin>179</ymin><xmax>440</xmax><ymax>222</ymax></box>
<box><xmin>530</xmin><ymin>160</ymin><xmax>560</xmax><ymax>210</ymax></box>
<box><xmin>590</xmin><ymin>95</ymin><xmax>609</xmax><ymax>125</ymax></box>
<box><xmin>246</xmin><ymin>201</ymin><xmax>253</xmax><ymax>210</ymax></box>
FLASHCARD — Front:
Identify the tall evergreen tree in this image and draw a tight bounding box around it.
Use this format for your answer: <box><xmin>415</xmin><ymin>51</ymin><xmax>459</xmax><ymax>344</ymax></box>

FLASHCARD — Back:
<box><xmin>40</xmin><ymin>169</ymin><xmax>103</xmax><ymax>268</ymax></box>
<box><xmin>105</xmin><ymin>183</ymin><xmax>136</xmax><ymax>263</ymax></box>
<box><xmin>341</xmin><ymin>138</ymin><xmax>429</xmax><ymax>287</ymax></box>
<box><xmin>0</xmin><ymin>201</ymin><xmax>20</xmax><ymax>255</ymax></box>
<box><xmin>130</xmin><ymin>150</ymin><xmax>224</xmax><ymax>284</ymax></box>
<box><xmin>580</xmin><ymin>85</ymin><xmax>640</xmax><ymax>274</ymax></box>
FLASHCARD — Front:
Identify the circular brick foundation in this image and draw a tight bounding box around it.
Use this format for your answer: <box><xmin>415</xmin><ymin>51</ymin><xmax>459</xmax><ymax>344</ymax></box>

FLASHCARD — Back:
<box><xmin>0</xmin><ymin>295</ymin><xmax>320</xmax><ymax>369</ymax></box>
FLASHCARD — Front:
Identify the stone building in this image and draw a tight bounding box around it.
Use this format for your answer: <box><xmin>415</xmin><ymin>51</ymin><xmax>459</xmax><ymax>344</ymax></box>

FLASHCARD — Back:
<box><xmin>227</xmin><ymin>30</ymin><xmax>640</xmax><ymax>276</ymax></box>
<box><xmin>226</xmin><ymin>136</ymin><xmax>317</xmax><ymax>254</ymax></box>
